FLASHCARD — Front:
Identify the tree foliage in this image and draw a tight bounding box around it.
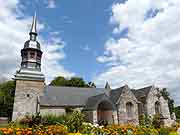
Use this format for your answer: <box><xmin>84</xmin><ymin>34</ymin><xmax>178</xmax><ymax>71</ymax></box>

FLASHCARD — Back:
<box><xmin>0</xmin><ymin>80</ymin><xmax>15</xmax><ymax>119</ymax></box>
<box><xmin>175</xmin><ymin>106</ymin><xmax>180</xmax><ymax>120</ymax></box>
<box><xmin>50</xmin><ymin>76</ymin><xmax>96</xmax><ymax>88</ymax></box>
<box><xmin>50</xmin><ymin>76</ymin><xmax>66</xmax><ymax>86</ymax></box>
<box><xmin>160</xmin><ymin>88</ymin><xmax>174</xmax><ymax>114</ymax></box>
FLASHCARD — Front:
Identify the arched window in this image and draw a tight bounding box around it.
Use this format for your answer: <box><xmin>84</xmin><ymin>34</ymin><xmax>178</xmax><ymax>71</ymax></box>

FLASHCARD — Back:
<box><xmin>155</xmin><ymin>101</ymin><xmax>161</xmax><ymax>114</ymax></box>
<box><xmin>126</xmin><ymin>102</ymin><xmax>133</xmax><ymax>117</ymax></box>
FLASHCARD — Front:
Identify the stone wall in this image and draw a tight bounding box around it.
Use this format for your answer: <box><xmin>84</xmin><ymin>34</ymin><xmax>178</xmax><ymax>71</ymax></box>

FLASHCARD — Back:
<box><xmin>117</xmin><ymin>87</ymin><xmax>139</xmax><ymax>125</ymax></box>
<box><xmin>146</xmin><ymin>87</ymin><xmax>159</xmax><ymax>117</ymax></box>
<box><xmin>146</xmin><ymin>87</ymin><xmax>172</xmax><ymax>126</ymax></box>
<box><xmin>12</xmin><ymin>80</ymin><xmax>44</xmax><ymax>121</ymax></box>
<box><xmin>159</xmin><ymin>96</ymin><xmax>171</xmax><ymax>119</ymax></box>
<box><xmin>15</xmin><ymin>80</ymin><xmax>44</xmax><ymax>95</ymax></box>
<box><xmin>40</xmin><ymin>107</ymin><xmax>66</xmax><ymax>116</ymax></box>
<box><xmin>146</xmin><ymin>88</ymin><xmax>170</xmax><ymax>118</ymax></box>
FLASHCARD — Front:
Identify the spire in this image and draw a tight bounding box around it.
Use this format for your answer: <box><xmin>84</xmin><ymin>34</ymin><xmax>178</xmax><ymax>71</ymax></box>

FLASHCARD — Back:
<box><xmin>105</xmin><ymin>82</ymin><xmax>111</xmax><ymax>89</ymax></box>
<box><xmin>29</xmin><ymin>12</ymin><xmax>37</xmax><ymax>40</ymax></box>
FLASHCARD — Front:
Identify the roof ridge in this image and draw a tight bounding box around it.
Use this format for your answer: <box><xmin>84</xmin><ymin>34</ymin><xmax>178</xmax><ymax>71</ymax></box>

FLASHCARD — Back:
<box><xmin>46</xmin><ymin>85</ymin><xmax>104</xmax><ymax>90</ymax></box>
<box><xmin>135</xmin><ymin>85</ymin><xmax>153</xmax><ymax>91</ymax></box>
<box><xmin>111</xmin><ymin>85</ymin><xmax>127</xmax><ymax>91</ymax></box>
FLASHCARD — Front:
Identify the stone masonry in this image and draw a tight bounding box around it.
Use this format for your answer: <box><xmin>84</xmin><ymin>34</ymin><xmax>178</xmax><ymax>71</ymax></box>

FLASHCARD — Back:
<box><xmin>12</xmin><ymin>80</ymin><xmax>44</xmax><ymax>121</ymax></box>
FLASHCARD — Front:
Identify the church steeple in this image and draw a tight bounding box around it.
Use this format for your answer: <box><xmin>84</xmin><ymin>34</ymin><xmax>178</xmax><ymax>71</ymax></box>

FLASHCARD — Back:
<box><xmin>14</xmin><ymin>12</ymin><xmax>44</xmax><ymax>81</ymax></box>
<box><xmin>30</xmin><ymin>12</ymin><xmax>37</xmax><ymax>34</ymax></box>
<box><xmin>12</xmin><ymin>12</ymin><xmax>45</xmax><ymax>121</ymax></box>
<box><xmin>29</xmin><ymin>12</ymin><xmax>37</xmax><ymax>41</ymax></box>
<box><xmin>105</xmin><ymin>82</ymin><xmax>111</xmax><ymax>89</ymax></box>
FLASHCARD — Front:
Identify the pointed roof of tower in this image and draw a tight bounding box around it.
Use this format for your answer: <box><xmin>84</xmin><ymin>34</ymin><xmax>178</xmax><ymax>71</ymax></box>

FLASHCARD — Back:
<box><xmin>24</xmin><ymin>12</ymin><xmax>41</xmax><ymax>49</ymax></box>
<box><xmin>30</xmin><ymin>12</ymin><xmax>37</xmax><ymax>35</ymax></box>
<box><xmin>105</xmin><ymin>82</ymin><xmax>111</xmax><ymax>89</ymax></box>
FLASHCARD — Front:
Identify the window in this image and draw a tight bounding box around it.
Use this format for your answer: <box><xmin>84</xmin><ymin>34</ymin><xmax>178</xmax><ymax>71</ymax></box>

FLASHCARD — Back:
<box><xmin>126</xmin><ymin>102</ymin><xmax>133</xmax><ymax>117</ymax></box>
<box><xmin>30</xmin><ymin>52</ymin><xmax>35</xmax><ymax>59</ymax></box>
<box><xmin>22</xmin><ymin>52</ymin><xmax>27</xmax><ymax>59</ymax></box>
<box><xmin>155</xmin><ymin>101</ymin><xmax>161</xmax><ymax>114</ymax></box>
<box><xmin>37</xmin><ymin>52</ymin><xmax>41</xmax><ymax>59</ymax></box>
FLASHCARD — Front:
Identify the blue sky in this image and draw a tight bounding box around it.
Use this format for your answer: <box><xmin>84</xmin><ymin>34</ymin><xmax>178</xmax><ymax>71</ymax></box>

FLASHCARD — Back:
<box><xmin>20</xmin><ymin>0</ymin><xmax>124</xmax><ymax>81</ymax></box>
<box><xmin>1</xmin><ymin>0</ymin><xmax>180</xmax><ymax>105</ymax></box>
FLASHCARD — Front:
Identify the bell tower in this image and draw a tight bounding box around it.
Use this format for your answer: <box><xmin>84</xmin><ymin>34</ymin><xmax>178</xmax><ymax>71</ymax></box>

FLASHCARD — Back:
<box><xmin>12</xmin><ymin>13</ymin><xmax>45</xmax><ymax>120</ymax></box>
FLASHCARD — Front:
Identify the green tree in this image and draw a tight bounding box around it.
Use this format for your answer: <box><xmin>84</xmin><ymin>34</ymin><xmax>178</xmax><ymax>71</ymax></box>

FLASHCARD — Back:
<box><xmin>0</xmin><ymin>80</ymin><xmax>15</xmax><ymax>120</ymax></box>
<box><xmin>67</xmin><ymin>77</ymin><xmax>87</xmax><ymax>87</ymax></box>
<box><xmin>87</xmin><ymin>82</ymin><xmax>96</xmax><ymax>88</ymax></box>
<box><xmin>160</xmin><ymin>88</ymin><xmax>174</xmax><ymax>114</ymax></box>
<box><xmin>50</xmin><ymin>76</ymin><xmax>96</xmax><ymax>88</ymax></box>
<box><xmin>50</xmin><ymin>76</ymin><xmax>66</xmax><ymax>86</ymax></box>
<box><xmin>175</xmin><ymin>106</ymin><xmax>180</xmax><ymax>120</ymax></box>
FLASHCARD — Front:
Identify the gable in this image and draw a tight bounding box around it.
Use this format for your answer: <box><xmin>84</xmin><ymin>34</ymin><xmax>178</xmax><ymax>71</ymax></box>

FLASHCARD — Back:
<box><xmin>117</xmin><ymin>85</ymin><xmax>138</xmax><ymax>104</ymax></box>
<box><xmin>132</xmin><ymin>86</ymin><xmax>153</xmax><ymax>103</ymax></box>
<box><xmin>109</xmin><ymin>85</ymin><xmax>137</xmax><ymax>104</ymax></box>
<box><xmin>84</xmin><ymin>93</ymin><xmax>116</xmax><ymax>110</ymax></box>
<box><xmin>109</xmin><ymin>86</ymin><xmax>125</xmax><ymax>104</ymax></box>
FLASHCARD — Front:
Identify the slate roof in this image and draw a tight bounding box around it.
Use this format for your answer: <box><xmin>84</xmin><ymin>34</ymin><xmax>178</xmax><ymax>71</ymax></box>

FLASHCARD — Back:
<box><xmin>84</xmin><ymin>93</ymin><xmax>116</xmax><ymax>110</ymax></box>
<box><xmin>40</xmin><ymin>86</ymin><xmax>106</xmax><ymax>107</ymax></box>
<box><xmin>40</xmin><ymin>85</ymin><xmax>153</xmax><ymax>108</ymax></box>
<box><xmin>109</xmin><ymin>86</ymin><xmax>125</xmax><ymax>104</ymax></box>
<box><xmin>85</xmin><ymin>94</ymin><xmax>105</xmax><ymax>110</ymax></box>
<box><xmin>131</xmin><ymin>86</ymin><xmax>152</xmax><ymax>103</ymax></box>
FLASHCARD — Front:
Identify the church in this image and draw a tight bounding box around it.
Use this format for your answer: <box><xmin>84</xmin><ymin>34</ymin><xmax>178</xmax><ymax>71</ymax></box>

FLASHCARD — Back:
<box><xmin>12</xmin><ymin>14</ymin><xmax>174</xmax><ymax>126</ymax></box>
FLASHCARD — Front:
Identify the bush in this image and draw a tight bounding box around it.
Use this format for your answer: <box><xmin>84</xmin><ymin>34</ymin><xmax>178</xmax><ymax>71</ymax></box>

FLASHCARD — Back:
<box><xmin>136</xmin><ymin>127</ymin><xmax>159</xmax><ymax>135</ymax></box>
<box><xmin>152</xmin><ymin>114</ymin><xmax>164</xmax><ymax>128</ymax></box>
<box><xmin>169</xmin><ymin>132</ymin><xmax>178</xmax><ymax>135</ymax></box>
<box><xmin>19</xmin><ymin>113</ymin><xmax>41</xmax><ymax>127</ymax></box>
<box><xmin>159</xmin><ymin>128</ymin><xmax>171</xmax><ymax>135</ymax></box>
<box><xmin>41</xmin><ymin>114</ymin><xmax>66</xmax><ymax>125</ymax></box>
<box><xmin>41</xmin><ymin>111</ymin><xmax>84</xmax><ymax>132</ymax></box>
<box><xmin>65</xmin><ymin>111</ymin><xmax>84</xmax><ymax>133</ymax></box>
<box><xmin>139</xmin><ymin>114</ymin><xmax>152</xmax><ymax>127</ymax></box>
<box><xmin>18</xmin><ymin>111</ymin><xmax>84</xmax><ymax>133</ymax></box>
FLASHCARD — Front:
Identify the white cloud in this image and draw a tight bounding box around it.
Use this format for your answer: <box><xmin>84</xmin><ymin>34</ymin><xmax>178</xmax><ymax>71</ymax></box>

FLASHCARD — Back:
<box><xmin>45</xmin><ymin>0</ymin><xmax>56</xmax><ymax>8</ymax></box>
<box><xmin>81</xmin><ymin>45</ymin><xmax>91</xmax><ymax>51</ymax></box>
<box><xmin>0</xmin><ymin>0</ymin><xmax>74</xmax><ymax>83</ymax></box>
<box><xmin>95</xmin><ymin>0</ymin><xmax>180</xmax><ymax>105</ymax></box>
<box><xmin>40</xmin><ymin>32</ymin><xmax>75</xmax><ymax>82</ymax></box>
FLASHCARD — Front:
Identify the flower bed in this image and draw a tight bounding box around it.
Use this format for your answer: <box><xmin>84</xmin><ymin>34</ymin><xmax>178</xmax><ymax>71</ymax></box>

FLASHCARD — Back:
<box><xmin>0</xmin><ymin>125</ymin><xmax>68</xmax><ymax>135</ymax></box>
<box><xmin>0</xmin><ymin>124</ymin><xmax>180</xmax><ymax>135</ymax></box>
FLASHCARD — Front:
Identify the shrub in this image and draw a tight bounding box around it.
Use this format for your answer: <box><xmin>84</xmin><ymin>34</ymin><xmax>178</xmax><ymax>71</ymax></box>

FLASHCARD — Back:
<box><xmin>152</xmin><ymin>114</ymin><xmax>164</xmax><ymax>128</ymax></box>
<box><xmin>41</xmin><ymin>114</ymin><xmax>66</xmax><ymax>125</ymax></box>
<box><xmin>139</xmin><ymin>114</ymin><xmax>152</xmax><ymax>127</ymax></box>
<box><xmin>169</xmin><ymin>132</ymin><xmax>178</xmax><ymax>135</ymax></box>
<box><xmin>38</xmin><ymin>111</ymin><xmax>84</xmax><ymax>133</ymax></box>
<box><xmin>19</xmin><ymin>113</ymin><xmax>41</xmax><ymax>127</ymax></box>
<box><xmin>65</xmin><ymin>111</ymin><xmax>84</xmax><ymax>133</ymax></box>
<box><xmin>159</xmin><ymin>128</ymin><xmax>171</xmax><ymax>135</ymax></box>
<box><xmin>136</xmin><ymin>126</ymin><xmax>159</xmax><ymax>135</ymax></box>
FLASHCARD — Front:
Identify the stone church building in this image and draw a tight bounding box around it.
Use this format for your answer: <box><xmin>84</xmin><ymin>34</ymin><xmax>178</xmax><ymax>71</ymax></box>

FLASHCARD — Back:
<box><xmin>12</xmin><ymin>14</ymin><xmax>174</xmax><ymax>126</ymax></box>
